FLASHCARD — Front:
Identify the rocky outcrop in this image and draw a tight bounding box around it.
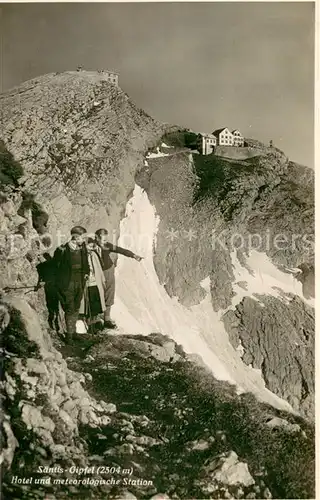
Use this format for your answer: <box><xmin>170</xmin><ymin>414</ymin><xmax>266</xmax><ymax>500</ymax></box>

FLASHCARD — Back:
<box><xmin>222</xmin><ymin>295</ymin><xmax>314</xmax><ymax>420</ymax></box>
<box><xmin>1</xmin><ymin>298</ymin><xmax>315</xmax><ymax>499</ymax></box>
<box><xmin>195</xmin><ymin>450</ymin><xmax>257</xmax><ymax>496</ymax></box>
<box><xmin>137</xmin><ymin>146</ymin><xmax>314</xmax><ymax>309</ymax></box>
<box><xmin>0</xmin><ymin>71</ymin><xmax>164</xmax><ymax>291</ymax></box>
<box><xmin>295</xmin><ymin>263</ymin><xmax>315</xmax><ymax>299</ymax></box>
<box><xmin>0</xmin><ymin>192</ymin><xmax>41</xmax><ymax>290</ymax></box>
<box><xmin>88</xmin><ymin>332</ymin><xmax>184</xmax><ymax>364</ymax></box>
<box><xmin>1</xmin><ymin>298</ymin><xmax>117</xmax><ymax>454</ymax></box>
<box><xmin>136</xmin><ymin>139</ymin><xmax>314</xmax><ymax>421</ymax></box>
<box><xmin>136</xmin><ymin>151</ymin><xmax>214</xmax><ymax>307</ymax></box>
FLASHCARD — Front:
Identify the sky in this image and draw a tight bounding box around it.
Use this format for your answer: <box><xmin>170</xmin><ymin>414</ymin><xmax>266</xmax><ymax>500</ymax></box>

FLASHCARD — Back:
<box><xmin>0</xmin><ymin>2</ymin><xmax>315</xmax><ymax>167</ymax></box>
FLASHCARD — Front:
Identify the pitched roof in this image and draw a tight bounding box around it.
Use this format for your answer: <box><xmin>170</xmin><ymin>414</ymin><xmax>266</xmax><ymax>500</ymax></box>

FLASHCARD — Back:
<box><xmin>212</xmin><ymin>127</ymin><xmax>230</xmax><ymax>137</ymax></box>
<box><xmin>232</xmin><ymin>129</ymin><xmax>243</xmax><ymax>135</ymax></box>
<box><xmin>199</xmin><ymin>132</ymin><xmax>216</xmax><ymax>139</ymax></box>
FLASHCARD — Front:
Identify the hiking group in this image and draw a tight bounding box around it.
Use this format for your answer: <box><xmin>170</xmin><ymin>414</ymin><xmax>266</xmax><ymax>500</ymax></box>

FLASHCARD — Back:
<box><xmin>36</xmin><ymin>226</ymin><xmax>143</xmax><ymax>343</ymax></box>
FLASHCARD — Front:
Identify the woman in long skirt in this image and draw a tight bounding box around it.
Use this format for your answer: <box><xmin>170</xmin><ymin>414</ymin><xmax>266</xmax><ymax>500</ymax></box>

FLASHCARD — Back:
<box><xmin>82</xmin><ymin>238</ymin><xmax>106</xmax><ymax>332</ymax></box>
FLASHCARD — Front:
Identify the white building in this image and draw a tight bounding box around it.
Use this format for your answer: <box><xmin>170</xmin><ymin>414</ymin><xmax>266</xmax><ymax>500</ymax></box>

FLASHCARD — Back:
<box><xmin>212</xmin><ymin>127</ymin><xmax>234</xmax><ymax>146</ymax></box>
<box><xmin>232</xmin><ymin>129</ymin><xmax>244</xmax><ymax>147</ymax></box>
<box><xmin>98</xmin><ymin>70</ymin><xmax>119</xmax><ymax>86</ymax></box>
<box><xmin>197</xmin><ymin>133</ymin><xmax>217</xmax><ymax>155</ymax></box>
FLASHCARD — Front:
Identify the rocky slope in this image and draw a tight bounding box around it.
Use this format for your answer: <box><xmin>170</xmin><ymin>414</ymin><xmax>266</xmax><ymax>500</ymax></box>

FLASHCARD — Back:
<box><xmin>0</xmin><ymin>71</ymin><xmax>315</xmax><ymax>498</ymax></box>
<box><xmin>136</xmin><ymin>141</ymin><xmax>314</xmax><ymax>420</ymax></box>
<box><xmin>1</xmin><ymin>299</ymin><xmax>315</xmax><ymax>500</ymax></box>
<box><xmin>0</xmin><ymin>71</ymin><xmax>165</xmax><ymax>291</ymax></box>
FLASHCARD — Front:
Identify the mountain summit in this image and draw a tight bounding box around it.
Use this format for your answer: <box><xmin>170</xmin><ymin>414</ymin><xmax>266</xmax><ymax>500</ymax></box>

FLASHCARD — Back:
<box><xmin>0</xmin><ymin>71</ymin><xmax>315</xmax><ymax>499</ymax></box>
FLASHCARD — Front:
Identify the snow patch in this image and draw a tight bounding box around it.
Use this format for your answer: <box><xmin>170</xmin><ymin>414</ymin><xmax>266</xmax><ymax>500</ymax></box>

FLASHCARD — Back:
<box><xmin>227</xmin><ymin>250</ymin><xmax>314</xmax><ymax>311</ymax></box>
<box><xmin>199</xmin><ymin>276</ymin><xmax>211</xmax><ymax>293</ymax></box>
<box><xmin>146</xmin><ymin>147</ymin><xmax>170</xmax><ymax>158</ymax></box>
<box><xmin>112</xmin><ymin>185</ymin><xmax>297</xmax><ymax>415</ymax></box>
<box><xmin>161</xmin><ymin>142</ymin><xmax>173</xmax><ymax>148</ymax></box>
<box><xmin>236</xmin><ymin>339</ymin><xmax>245</xmax><ymax>359</ymax></box>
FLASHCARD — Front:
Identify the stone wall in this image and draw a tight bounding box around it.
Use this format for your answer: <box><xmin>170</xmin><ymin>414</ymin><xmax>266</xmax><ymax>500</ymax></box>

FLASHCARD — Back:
<box><xmin>214</xmin><ymin>146</ymin><xmax>263</xmax><ymax>160</ymax></box>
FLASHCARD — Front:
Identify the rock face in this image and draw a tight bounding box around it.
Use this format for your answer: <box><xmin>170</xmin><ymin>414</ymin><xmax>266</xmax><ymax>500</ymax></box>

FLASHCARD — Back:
<box><xmin>137</xmin><ymin>147</ymin><xmax>314</xmax><ymax>309</ymax></box>
<box><xmin>137</xmin><ymin>142</ymin><xmax>314</xmax><ymax>421</ymax></box>
<box><xmin>0</xmin><ymin>71</ymin><xmax>164</xmax><ymax>290</ymax></box>
<box><xmin>223</xmin><ymin>295</ymin><xmax>314</xmax><ymax>419</ymax></box>
<box><xmin>296</xmin><ymin>263</ymin><xmax>315</xmax><ymax>299</ymax></box>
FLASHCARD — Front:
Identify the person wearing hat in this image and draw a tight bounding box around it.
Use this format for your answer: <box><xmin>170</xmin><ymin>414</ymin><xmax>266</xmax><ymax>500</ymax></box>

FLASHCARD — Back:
<box><xmin>53</xmin><ymin>226</ymin><xmax>89</xmax><ymax>343</ymax></box>
<box><xmin>94</xmin><ymin>228</ymin><xmax>143</xmax><ymax>329</ymax></box>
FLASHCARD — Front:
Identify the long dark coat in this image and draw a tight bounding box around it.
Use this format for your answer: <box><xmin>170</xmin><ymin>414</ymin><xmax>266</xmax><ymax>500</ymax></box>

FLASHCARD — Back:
<box><xmin>52</xmin><ymin>243</ymin><xmax>90</xmax><ymax>291</ymax></box>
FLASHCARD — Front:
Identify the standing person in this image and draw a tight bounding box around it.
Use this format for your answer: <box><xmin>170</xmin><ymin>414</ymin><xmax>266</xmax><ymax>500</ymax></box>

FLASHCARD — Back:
<box><xmin>35</xmin><ymin>253</ymin><xmax>60</xmax><ymax>331</ymax></box>
<box><xmin>53</xmin><ymin>226</ymin><xmax>89</xmax><ymax>343</ymax></box>
<box><xmin>94</xmin><ymin>228</ymin><xmax>143</xmax><ymax>329</ymax></box>
<box><xmin>84</xmin><ymin>238</ymin><xmax>107</xmax><ymax>333</ymax></box>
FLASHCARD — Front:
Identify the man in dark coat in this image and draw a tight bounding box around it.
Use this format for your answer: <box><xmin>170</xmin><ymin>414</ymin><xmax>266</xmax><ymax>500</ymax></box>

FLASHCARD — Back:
<box><xmin>94</xmin><ymin>228</ymin><xmax>143</xmax><ymax>329</ymax></box>
<box><xmin>36</xmin><ymin>253</ymin><xmax>59</xmax><ymax>331</ymax></box>
<box><xmin>53</xmin><ymin>226</ymin><xmax>89</xmax><ymax>342</ymax></box>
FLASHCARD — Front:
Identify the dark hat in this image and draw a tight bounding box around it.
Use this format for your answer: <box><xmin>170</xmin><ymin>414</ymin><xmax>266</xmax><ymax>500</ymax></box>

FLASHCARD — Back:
<box><xmin>95</xmin><ymin>228</ymin><xmax>109</xmax><ymax>237</ymax></box>
<box><xmin>70</xmin><ymin>226</ymin><xmax>87</xmax><ymax>236</ymax></box>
